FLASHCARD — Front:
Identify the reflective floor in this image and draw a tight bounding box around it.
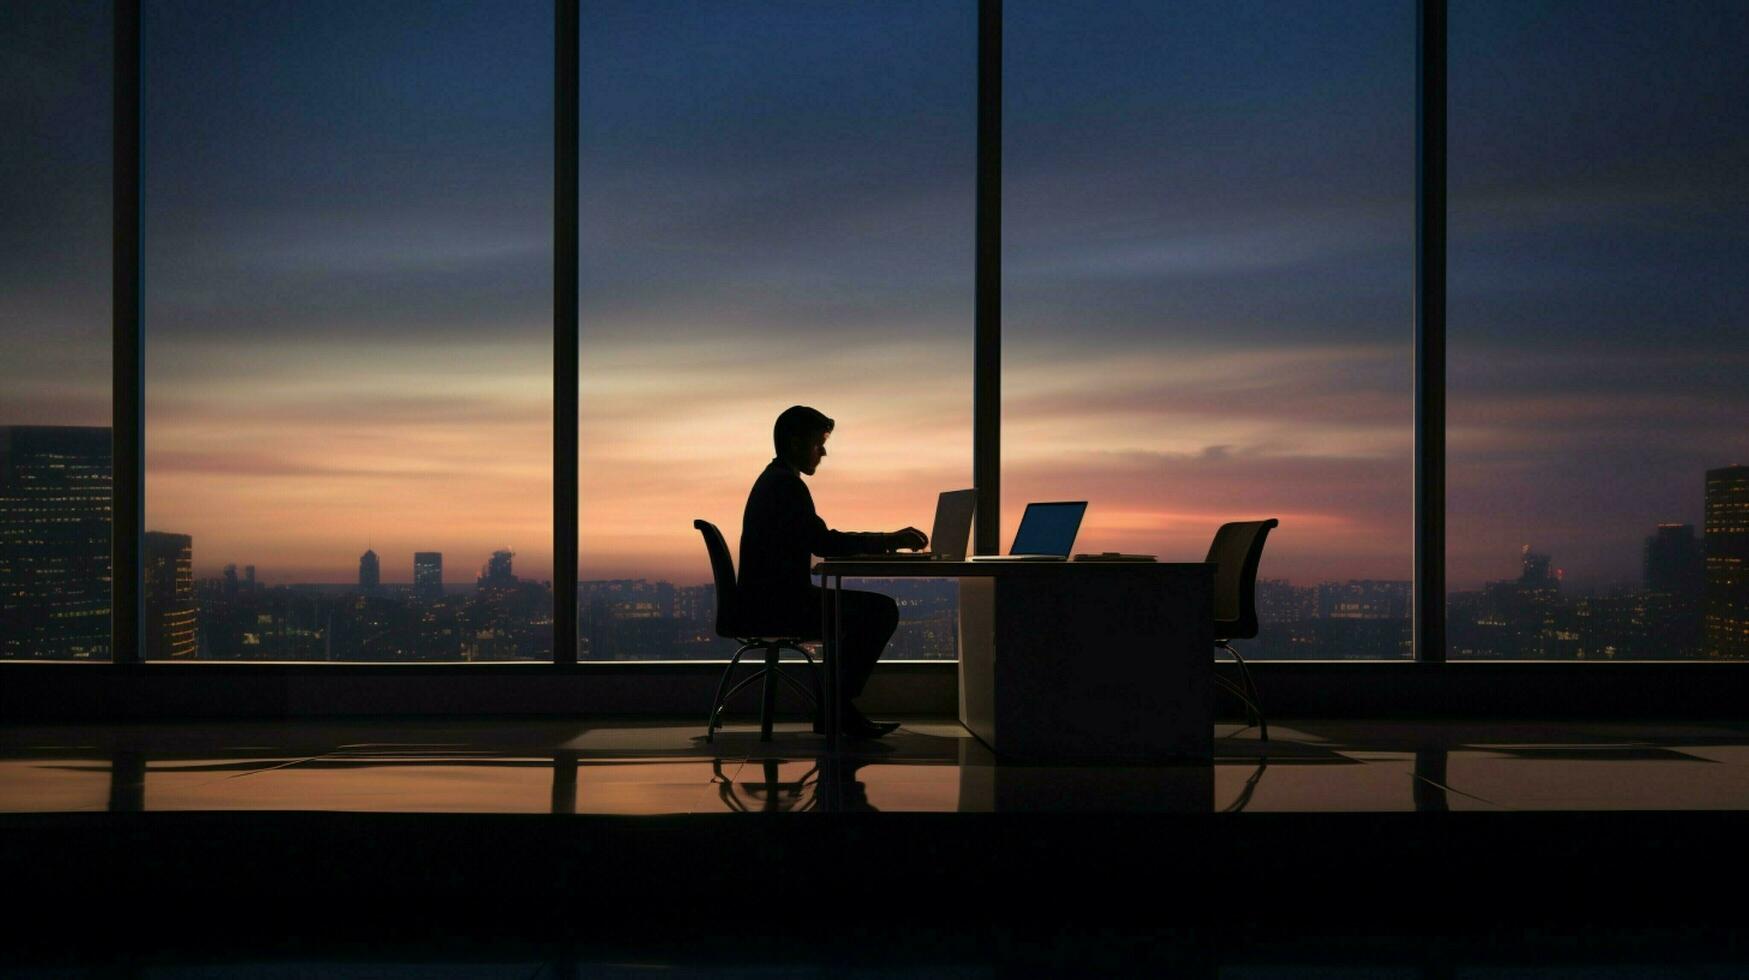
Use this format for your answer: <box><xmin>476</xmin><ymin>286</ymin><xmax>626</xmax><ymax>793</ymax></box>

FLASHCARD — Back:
<box><xmin>5</xmin><ymin>716</ymin><xmax>1749</xmax><ymax>814</ymax></box>
<box><xmin>10</xmin><ymin>718</ymin><xmax>1749</xmax><ymax>975</ymax></box>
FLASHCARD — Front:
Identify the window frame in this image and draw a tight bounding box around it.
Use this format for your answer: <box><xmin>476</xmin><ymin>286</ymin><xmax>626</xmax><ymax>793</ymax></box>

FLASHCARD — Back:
<box><xmin>63</xmin><ymin>0</ymin><xmax>1729</xmax><ymax>690</ymax></box>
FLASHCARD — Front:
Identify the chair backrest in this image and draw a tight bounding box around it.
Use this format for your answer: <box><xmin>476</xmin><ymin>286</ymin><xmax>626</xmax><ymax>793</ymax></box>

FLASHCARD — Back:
<box><xmin>693</xmin><ymin>519</ymin><xmax>740</xmax><ymax>638</ymax></box>
<box><xmin>1204</xmin><ymin>519</ymin><xmax>1279</xmax><ymax>641</ymax></box>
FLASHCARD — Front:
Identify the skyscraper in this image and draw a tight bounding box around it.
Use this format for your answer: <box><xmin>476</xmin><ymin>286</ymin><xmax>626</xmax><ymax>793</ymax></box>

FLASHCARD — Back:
<box><xmin>479</xmin><ymin>549</ymin><xmax>515</xmax><ymax>588</ymax></box>
<box><xmin>1645</xmin><ymin>524</ymin><xmax>1703</xmax><ymax>595</ymax></box>
<box><xmin>1705</xmin><ymin>465</ymin><xmax>1749</xmax><ymax>659</ymax></box>
<box><xmin>414</xmin><ymin>552</ymin><xmax>443</xmax><ymax>600</ymax></box>
<box><xmin>359</xmin><ymin>549</ymin><xmax>380</xmax><ymax>593</ymax></box>
<box><xmin>143</xmin><ymin>531</ymin><xmax>197</xmax><ymax>659</ymax></box>
<box><xmin>1520</xmin><ymin>546</ymin><xmax>1556</xmax><ymax>587</ymax></box>
<box><xmin>0</xmin><ymin>426</ymin><xmax>111</xmax><ymax>660</ymax></box>
<box><xmin>1643</xmin><ymin>523</ymin><xmax>1704</xmax><ymax>657</ymax></box>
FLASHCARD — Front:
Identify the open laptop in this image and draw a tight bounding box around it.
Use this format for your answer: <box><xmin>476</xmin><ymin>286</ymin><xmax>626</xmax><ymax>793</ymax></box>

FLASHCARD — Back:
<box><xmin>842</xmin><ymin>489</ymin><xmax>976</xmax><ymax>561</ymax></box>
<box><xmin>968</xmin><ymin>501</ymin><xmax>1088</xmax><ymax>561</ymax></box>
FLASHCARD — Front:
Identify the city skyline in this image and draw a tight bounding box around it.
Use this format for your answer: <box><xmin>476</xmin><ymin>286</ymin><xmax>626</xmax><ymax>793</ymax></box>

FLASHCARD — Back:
<box><xmin>9</xmin><ymin>424</ymin><xmax>1741</xmax><ymax>661</ymax></box>
<box><xmin>159</xmin><ymin>483</ymin><xmax>1739</xmax><ymax>595</ymax></box>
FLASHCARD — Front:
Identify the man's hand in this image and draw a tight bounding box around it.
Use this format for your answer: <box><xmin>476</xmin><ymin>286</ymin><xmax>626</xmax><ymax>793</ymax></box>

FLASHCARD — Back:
<box><xmin>889</xmin><ymin>527</ymin><xmax>928</xmax><ymax>552</ymax></box>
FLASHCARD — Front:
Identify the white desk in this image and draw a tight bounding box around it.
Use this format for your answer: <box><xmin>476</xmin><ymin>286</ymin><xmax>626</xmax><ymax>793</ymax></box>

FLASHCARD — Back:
<box><xmin>813</xmin><ymin>560</ymin><xmax>1215</xmax><ymax>761</ymax></box>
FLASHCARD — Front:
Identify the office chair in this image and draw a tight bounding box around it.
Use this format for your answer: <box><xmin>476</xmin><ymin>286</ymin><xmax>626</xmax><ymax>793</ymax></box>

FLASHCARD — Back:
<box><xmin>711</xmin><ymin>758</ymin><xmax>821</xmax><ymax>813</ymax></box>
<box><xmin>1206</xmin><ymin>518</ymin><xmax>1279</xmax><ymax>742</ymax></box>
<box><xmin>693</xmin><ymin>519</ymin><xmax>821</xmax><ymax>742</ymax></box>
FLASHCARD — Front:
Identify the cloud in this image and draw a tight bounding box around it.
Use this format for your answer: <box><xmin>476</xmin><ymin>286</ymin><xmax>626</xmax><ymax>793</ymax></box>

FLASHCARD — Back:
<box><xmin>1006</xmin><ymin>199</ymin><xmax>1408</xmax><ymax>284</ymax></box>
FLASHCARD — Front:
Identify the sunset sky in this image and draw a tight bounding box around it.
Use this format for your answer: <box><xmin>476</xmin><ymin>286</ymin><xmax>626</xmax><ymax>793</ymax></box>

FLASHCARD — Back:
<box><xmin>3</xmin><ymin>0</ymin><xmax>1745</xmax><ymax>592</ymax></box>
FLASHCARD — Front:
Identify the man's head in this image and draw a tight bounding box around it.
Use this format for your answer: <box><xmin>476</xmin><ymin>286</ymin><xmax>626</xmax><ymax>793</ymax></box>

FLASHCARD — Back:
<box><xmin>773</xmin><ymin>405</ymin><xmax>833</xmax><ymax>476</ymax></box>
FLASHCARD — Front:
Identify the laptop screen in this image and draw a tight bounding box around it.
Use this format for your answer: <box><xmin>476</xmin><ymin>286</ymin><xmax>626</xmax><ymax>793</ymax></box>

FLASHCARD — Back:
<box><xmin>929</xmin><ymin>489</ymin><xmax>976</xmax><ymax>560</ymax></box>
<box><xmin>1009</xmin><ymin>502</ymin><xmax>1087</xmax><ymax>557</ymax></box>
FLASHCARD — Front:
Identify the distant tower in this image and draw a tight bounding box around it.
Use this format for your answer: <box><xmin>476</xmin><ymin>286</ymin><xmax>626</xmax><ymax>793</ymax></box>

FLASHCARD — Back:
<box><xmin>1644</xmin><ymin>523</ymin><xmax>1704</xmax><ymax>656</ymax></box>
<box><xmin>223</xmin><ymin>563</ymin><xmax>239</xmax><ymax>597</ymax></box>
<box><xmin>0</xmin><ymin>426</ymin><xmax>112</xmax><ymax>660</ymax></box>
<box><xmin>478</xmin><ymin>549</ymin><xmax>515</xmax><ymax>588</ymax></box>
<box><xmin>1705</xmin><ymin>466</ymin><xmax>1749</xmax><ymax>658</ymax></box>
<box><xmin>143</xmin><ymin>532</ymin><xmax>197</xmax><ymax>659</ymax></box>
<box><xmin>414</xmin><ymin>552</ymin><xmax>444</xmax><ymax>600</ymax></box>
<box><xmin>359</xmin><ymin>549</ymin><xmax>381</xmax><ymax>593</ymax></box>
<box><xmin>1518</xmin><ymin>546</ymin><xmax>1555</xmax><ymax>588</ymax></box>
<box><xmin>1644</xmin><ymin>524</ymin><xmax>1703</xmax><ymax>595</ymax></box>
<box><xmin>244</xmin><ymin>565</ymin><xmax>256</xmax><ymax>591</ymax></box>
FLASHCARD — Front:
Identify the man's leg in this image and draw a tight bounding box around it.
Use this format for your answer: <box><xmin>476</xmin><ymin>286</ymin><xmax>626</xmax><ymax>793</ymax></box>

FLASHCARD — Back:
<box><xmin>808</xmin><ymin>584</ymin><xmax>902</xmax><ymax>731</ymax></box>
<box><xmin>807</xmin><ymin>586</ymin><xmax>899</xmax><ymax>733</ymax></box>
<box><xmin>835</xmin><ymin>588</ymin><xmax>899</xmax><ymax>707</ymax></box>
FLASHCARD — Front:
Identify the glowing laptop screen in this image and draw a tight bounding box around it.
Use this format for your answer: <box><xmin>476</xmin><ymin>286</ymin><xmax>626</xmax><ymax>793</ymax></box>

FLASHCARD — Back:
<box><xmin>1008</xmin><ymin>502</ymin><xmax>1087</xmax><ymax>557</ymax></box>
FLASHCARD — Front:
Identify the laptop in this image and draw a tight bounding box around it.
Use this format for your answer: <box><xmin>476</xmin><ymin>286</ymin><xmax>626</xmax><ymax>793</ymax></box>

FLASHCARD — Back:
<box><xmin>842</xmin><ymin>489</ymin><xmax>976</xmax><ymax>561</ymax></box>
<box><xmin>968</xmin><ymin>501</ymin><xmax>1088</xmax><ymax>561</ymax></box>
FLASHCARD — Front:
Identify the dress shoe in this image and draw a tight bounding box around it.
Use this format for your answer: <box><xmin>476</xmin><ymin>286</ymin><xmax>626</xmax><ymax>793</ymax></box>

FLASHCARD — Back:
<box><xmin>812</xmin><ymin>713</ymin><xmax>900</xmax><ymax>738</ymax></box>
<box><xmin>846</xmin><ymin>718</ymin><xmax>900</xmax><ymax>738</ymax></box>
<box><xmin>844</xmin><ymin>705</ymin><xmax>898</xmax><ymax>735</ymax></box>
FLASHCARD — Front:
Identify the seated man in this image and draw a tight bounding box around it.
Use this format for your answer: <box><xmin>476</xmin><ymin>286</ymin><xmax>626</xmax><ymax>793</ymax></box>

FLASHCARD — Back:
<box><xmin>738</xmin><ymin>405</ymin><xmax>926</xmax><ymax>739</ymax></box>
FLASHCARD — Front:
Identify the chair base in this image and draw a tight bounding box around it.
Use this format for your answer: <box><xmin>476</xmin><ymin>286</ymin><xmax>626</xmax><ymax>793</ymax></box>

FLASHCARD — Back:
<box><xmin>1216</xmin><ymin>640</ymin><xmax>1268</xmax><ymax>742</ymax></box>
<box><xmin>706</xmin><ymin>639</ymin><xmax>821</xmax><ymax>742</ymax></box>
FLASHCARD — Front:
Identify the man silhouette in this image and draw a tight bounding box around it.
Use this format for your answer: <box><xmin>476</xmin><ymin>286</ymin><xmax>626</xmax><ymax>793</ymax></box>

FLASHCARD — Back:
<box><xmin>739</xmin><ymin>405</ymin><xmax>926</xmax><ymax>739</ymax></box>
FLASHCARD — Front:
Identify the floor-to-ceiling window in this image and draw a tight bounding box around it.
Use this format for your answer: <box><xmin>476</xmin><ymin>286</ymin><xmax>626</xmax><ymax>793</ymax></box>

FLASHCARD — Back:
<box><xmin>1448</xmin><ymin>0</ymin><xmax>1749</xmax><ymax>660</ymax></box>
<box><xmin>1004</xmin><ymin>0</ymin><xmax>1417</xmax><ymax>659</ymax></box>
<box><xmin>575</xmin><ymin>1</ymin><xmax>976</xmax><ymax>661</ymax></box>
<box><xmin>13</xmin><ymin>0</ymin><xmax>1749</xmax><ymax>673</ymax></box>
<box><xmin>142</xmin><ymin>0</ymin><xmax>554</xmax><ymax>661</ymax></box>
<box><xmin>0</xmin><ymin>2</ymin><xmax>113</xmax><ymax>662</ymax></box>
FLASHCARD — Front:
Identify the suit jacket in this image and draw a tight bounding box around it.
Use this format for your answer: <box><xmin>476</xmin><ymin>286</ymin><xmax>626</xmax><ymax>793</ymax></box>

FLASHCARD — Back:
<box><xmin>738</xmin><ymin>458</ymin><xmax>886</xmax><ymax>631</ymax></box>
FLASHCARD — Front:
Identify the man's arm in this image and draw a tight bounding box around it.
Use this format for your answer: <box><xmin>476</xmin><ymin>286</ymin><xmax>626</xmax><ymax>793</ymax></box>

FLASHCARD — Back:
<box><xmin>786</xmin><ymin>478</ymin><xmax>888</xmax><ymax>556</ymax></box>
<box><xmin>807</xmin><ymin>518</ymin><xmax>927</xmax><ymax>555</ymax></box>
<box><xmin>804</xmin><ymin>510</ymin><xmax>889</xmax><ymax>557</ymax></box>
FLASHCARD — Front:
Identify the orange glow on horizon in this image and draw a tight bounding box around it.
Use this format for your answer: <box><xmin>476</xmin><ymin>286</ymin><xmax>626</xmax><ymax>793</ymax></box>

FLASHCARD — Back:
<box><xmin>142</xmin><ymin>334</ymin><xmax>1421</xmax><ymax>588</ymax></box>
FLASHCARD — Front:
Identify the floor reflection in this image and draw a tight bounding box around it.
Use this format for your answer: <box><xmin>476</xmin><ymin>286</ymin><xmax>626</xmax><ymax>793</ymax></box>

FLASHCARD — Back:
<box><xmin>0</xmin><ymin>759</ymin><xmax>112</xmax><ymax>812</ymax></box>
<box><xmin>712</xmin><ymin>758</ymin><xmax>821</xmax><ymax>812</ymax></box>
<box><xmin>3</xmin><ymin>718</ymin><xmax>1749</xmax><ymax>815</ymax></box>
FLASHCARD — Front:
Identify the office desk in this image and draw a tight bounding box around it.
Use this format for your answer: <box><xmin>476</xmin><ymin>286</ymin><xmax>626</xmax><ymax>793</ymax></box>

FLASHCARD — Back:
<box><xmin>813</xmin><ymin>560</ymin><xmax>1214</xmax><ymax>761</ymax></box>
